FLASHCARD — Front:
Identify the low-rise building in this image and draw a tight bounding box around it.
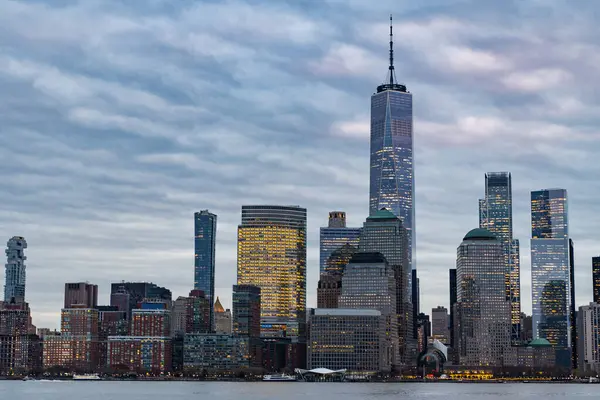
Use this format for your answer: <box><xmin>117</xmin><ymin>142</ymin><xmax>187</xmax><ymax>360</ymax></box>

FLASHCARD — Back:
<box><xmin>183</xmin><ymin>334</ymin><xmax>256</xmax><ymax>371</ymax></box>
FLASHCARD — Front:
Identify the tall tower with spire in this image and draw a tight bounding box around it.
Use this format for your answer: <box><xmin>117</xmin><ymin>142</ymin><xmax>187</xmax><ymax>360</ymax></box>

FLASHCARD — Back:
<box><xmin>369</xmin><ymin>15</ymin><xmax>415</xmax><ymax>274</ymax></box>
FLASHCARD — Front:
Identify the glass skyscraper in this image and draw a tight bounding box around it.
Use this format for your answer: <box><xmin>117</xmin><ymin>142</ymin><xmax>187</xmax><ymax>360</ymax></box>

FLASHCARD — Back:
<box><xmin>531</xmin><ymin>189</ymin><xmax>572</xmax><ymax>359</ymax></box>
<box><xmin>319</xmin><ymin>211</ymin><xmax>361</xmax><ymax>276</ymax></box>
<box><xmin>369</xmin><ymin>17</ymin><xmax>415</xmax><ymax>273</ymax></box>
<box><xmin>456</xmin><ymin>228</ymin><xmax>511</xmax><ymax>366</ymax></box>
<box><xmin>593</xmin><ymin>257</ymin><xmax>600</xmax><ymax>304</ymax></box>
<box><xmin>4</xmin><ymin>236</ymin><xmax>27</xmax><ymax>304</ymax></box>
<box><xmin>236</xmin><ymin>205</ymin><xmax>306</xmax><ymax>342</ymax></box>
<box><xmin>194</xmin><ymin>210</ymin><xmax>217</xmax><ymax>330</ymax></box>
<box><xmin>478</xmin><ymin>172</ymin><xmax>520</xmax><ymax>339</ymax></box>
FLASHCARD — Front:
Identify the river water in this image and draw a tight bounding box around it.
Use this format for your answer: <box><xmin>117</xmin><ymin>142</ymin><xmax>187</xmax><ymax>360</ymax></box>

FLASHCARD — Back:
<box><xmin>0</xmin><ymin>381</ymin><xmax>597</xmax><ymax>399</ymax></box>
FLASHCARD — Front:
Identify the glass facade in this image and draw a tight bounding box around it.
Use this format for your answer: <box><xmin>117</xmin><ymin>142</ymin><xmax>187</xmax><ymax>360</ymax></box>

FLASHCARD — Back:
<box><xmin>478</xmin><ymin>172</ymin><xmax>520</xmax><ymax>340</ymax></box>
<box><xmin>194</xmin><ymin>210</ymin><xmax>217</xmax><ymax>331</ymax></box>
<box><xmin>319</xmin><ymin>212</ymin><xmax>361</xmax><ymax>276</ymax></box>
<box><xmin>593</xmin><ymin>257</ymin><xmax>600</xmax><ymax>304</ymax></box>
<box><xmin>369</xmin><ymin>86</ymin><xmax>414</xmax><ymax>273</ymax></box>
<box><xmin>4</xmin><ymin>236</ymin><xmax>27</xmax><ymax>304</ymax></box>
<box><xmin>236</xmin><ymin>205</ymin><xmax>306</xmax><ymax>342</ymax></box>
<box><xmin>531</xmin><ymin>189</ymin><xmax>571</xmax><ymax>353</ymax></box>
<box><xmin>456</xmin><ymin>229</ymin><xmax>511</xmax><ymax>366</ymax></box>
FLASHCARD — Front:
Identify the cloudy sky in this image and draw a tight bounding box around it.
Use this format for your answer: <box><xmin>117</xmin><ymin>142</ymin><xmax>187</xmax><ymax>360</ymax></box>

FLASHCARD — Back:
<box><xmin>1</xmin><ymin>0</ymin><xmax>599</xmax><ymax>329</ymax></box>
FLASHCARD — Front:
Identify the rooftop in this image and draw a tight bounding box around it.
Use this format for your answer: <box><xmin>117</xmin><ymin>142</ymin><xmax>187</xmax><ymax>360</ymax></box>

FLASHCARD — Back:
<box><xmin>313</xmin><ymin>308</ymin><xmax>381</xmax><ymax>316</ymax></box>
<box><xmin>529</xmin><ymin>338</ymin><xmax>552</xmax><ymax>347</ymax></box>
<box><xmin>463</xmin><ymin>228</ymin><xmax>497</xmax><ymax>241</ymax></box>
<box><xmin>367</xmin><ymin>208</ymin><xmax>398</xmax><ymax>221</ymax></box>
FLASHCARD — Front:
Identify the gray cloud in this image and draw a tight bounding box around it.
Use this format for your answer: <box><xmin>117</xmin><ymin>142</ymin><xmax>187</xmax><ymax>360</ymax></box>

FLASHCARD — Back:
<box><xmin>1</xmin><ymin>0</ymin><xmax>599</xmax><ymax>329</ymax></box>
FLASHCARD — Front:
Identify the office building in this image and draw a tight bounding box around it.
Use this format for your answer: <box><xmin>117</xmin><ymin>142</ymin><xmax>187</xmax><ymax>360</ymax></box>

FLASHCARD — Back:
<box><xmin>308</xmin><ymin>309</ymin><xmax>385</xmax><ymax>373</ymax></box>
<box><xmin>4</xmin><ymin>236</ymin><xmax>27</xmax><ymax>304</ymax></box>
<box><xmin>431</xmin><ymin>306</ymin><xmax>449</xmax><ymax>345</ymax></box>
<box><xmin>237</xmin><ymin>205</ymin><xmax>306</xmax><ymax>341</ymax></box>
<box><xmin>214</xmin><ymin>297</ymin><xmax>231</xmax><ymax>334</ymax></box>
<box><xmin>449</xmin><ymin>268</ymin><xmax>457</xmax><ymax>348</ymax></box>
<box><xmin>594</xmin><ymin>257</ymin><xmax>600</xmax><ymax>304</ymax></box>
<box><xmin>358</xmin><ymin>209</ymin><xmax>412</xmax><ymax>363</ymax></box>
<box><xmin>412</xmin><ymin>269</ymin><xmax>419</xmax><ymax>338</ymax></box>
<box><xmin>232</xmin><ymin>285</ymin><xmax>261</xmax><ymax>338</ymax></box>
<box><xmin>183</xmin><ymin>334</ymin><xmax>257</xmax><ymax>370</ymax></box>
<box><xmin>530</xmin><ymin>189</ymin><xmax>572</xmax><ymax>365</ymax></box>
<box><xmin>317</xmin><ymin>274</ymin><xmax>342</xmax><ymax>309</ymax></box>
<box><xmin>110</xmin><ymin>282</ymin><xmax>171</xmax><ymax>314</ymax></box>
<box><xmin>577</xmin><ymin>303</ymin><xmax>600</xmax><ymax>374</ymax></box>
<box><xmin>369</xmin><ymin>17</ymin><xmax>415</xmax><ymax>275</ymax></box>
<box><xmin>64</xmin><ymin>282</ymin><xmax>98</xmax><ymax>309</ymax></box>
<box><xmin>415</xmin><ymin>312</ymin><xmax>431</xmax><ymax>354</ymax></box>
<box><xmin>110</xmin><ymin>284</ymin><xmax>130</xmax><ymax>315</ymax></box>
<box><xmin>319</xmin><ymin>212</ymin><xmax>361</xmax><ymax>276</ymax></box>
<box><xmin>479</xmin><ymin>172</ymin><xmax>520</xmax><ymax>340</ymax></box>
<box><xmin>194</xmin><ymin>210</ymin><xmax>217</xmax><ymax>330</ymax></box>
<box><xmin>339</xmin><ymin>252</ymin><xmax>398</xmax><ymax>369</ymax></box>
<box><xmin>455</xmin><ymin>228</ymin><xmax>511</xmax><ymax>366</ymax></box>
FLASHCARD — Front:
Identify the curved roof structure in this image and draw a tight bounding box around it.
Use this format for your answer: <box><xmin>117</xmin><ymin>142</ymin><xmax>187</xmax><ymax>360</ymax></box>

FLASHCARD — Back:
<box><xmin>463</xmin><ymin>228</ymin><xmax>497</xmax><ymax>241</ymax></box>
<box><xmin>529</xmin><ymin>338</ymin><xmax>552</xmax><ymax>347</ymax></box>
<box><xmin>367</xmin><ymin>208</ymin><xmax>398</xmax><ymax>221</ymax></box>
<box><xmin>295</xmin><ymin>368</ymin><xmax>347</xmax><ymax>375</ymax></box>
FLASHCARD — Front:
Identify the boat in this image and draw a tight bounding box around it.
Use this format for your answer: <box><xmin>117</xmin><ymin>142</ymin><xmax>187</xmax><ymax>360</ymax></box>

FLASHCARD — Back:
<box><xmin>262</xmin><ymin>374</ymin><xmax>297</xmax><ymax>382</ymax></box>
<box><xmin>72</xmin><ymin>374</ymin><xmax>101</xmax><ymax>381</ymax></box>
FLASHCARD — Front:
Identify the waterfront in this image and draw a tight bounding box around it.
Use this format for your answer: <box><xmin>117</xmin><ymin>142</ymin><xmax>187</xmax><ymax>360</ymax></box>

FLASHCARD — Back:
<box><xmin>1</xmin><ymin>381</ymin><xmax>599</xmax><ymax>400</ymax></box>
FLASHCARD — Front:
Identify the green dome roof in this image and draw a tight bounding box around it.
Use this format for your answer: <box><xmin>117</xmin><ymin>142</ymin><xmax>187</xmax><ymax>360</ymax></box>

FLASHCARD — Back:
<box><xmin>463</xmin><ymin>228</ymin><xmax>497</xmax><ymax>241</ymax></box>
<box><xmin>529</xmin><ymin>338</ymin><xmax>552</xmax><ymax>347</ymax></box>
<box><xmin>367</xmin><ymin>208</ymin><xmax>398</xmax><ymax>220</ymax></box>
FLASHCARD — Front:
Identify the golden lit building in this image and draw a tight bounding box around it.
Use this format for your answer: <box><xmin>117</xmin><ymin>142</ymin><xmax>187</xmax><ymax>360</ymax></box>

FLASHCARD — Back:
<box><xmin>237</xmin><ymin>205</ymin><xmax>306</xmax><ymax>341</ymax></box>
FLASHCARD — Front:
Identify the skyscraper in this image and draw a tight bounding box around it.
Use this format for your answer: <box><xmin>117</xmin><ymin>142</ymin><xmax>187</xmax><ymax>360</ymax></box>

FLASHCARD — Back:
<box><xmin>456</xmin><ymin>229</ymin><xmax>511</xmax><ymax>367</ymax></box>
<box><xmin>531</xmin><ymin>189</ymin><xmax>572</xmax><ymax>365</ymax></box>
<box><xmin>4</xmin><ymin>236</ymin><xmax>27</xmax><ymax>304</ymax></box>
<box><xmin>593</xmin><ymin>257</ymin><xmax>600</xmax><ymax>304</ymax></box>
<box><xmin>319</xmin><ymin>212</ymin><xmax>361</xmax><ymax>276</ymax></box>
<box><xmin>369</xmin><ymin>16</ymin><xmax>415</xmax><ymax>273</ymax></box>
<box><xmin>339</xmin><ymin>252</ymin><xmax>398</xmax><ymax>369</ymax></box>
<box><xmin>358</xmin><ymin>208</ymin><xmax>412</xmax><ymax>364</ymax></box>
<box><xmin>431</xmin><ymin>306</ymin><xmax>449</xmax><ymax>345</ymax></box>
<box><xmin>237</xmin><ymin>205</ymin><xmax>306</xmax><ymax>341</ymax></box>
<box><xmin>194</xmin><ymin>210</ymin><xmax>217</xmax><ymax>330</ymax></box>
<box><xmin>449</xmin><ymin>268</ymin><xmax>457</xmax><ymax>348</ymax></box>
<box><xmin>478</xmin><ymin>172</ymin><xmax>520</xmax><ymax>340</ymax></box>
<box><xmin>577</xmin><ymin>303</ymin><xmax>600</xmax><ymax>374</ymax></box>
<box><xmin>232</xmin><ymin>285</ymin><xmax>261</xmax><ymax>338</ymax></box>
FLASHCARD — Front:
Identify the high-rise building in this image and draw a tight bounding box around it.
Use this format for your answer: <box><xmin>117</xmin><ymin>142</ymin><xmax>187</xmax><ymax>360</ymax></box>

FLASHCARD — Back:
<box><xmin>415</xmin><ymin>312</ymin><xmax>431</xmax><ymax>354</ymax></box>
<box><xmin>308</xmin><ymin>308</ymin><xmax>385</xmax><ymax>373</ymax></box>
<box><xmin>339</xmin><ymin>252</ymin><xmax>398</xmax><ymax>369</ymax></box>
<box><xmin>412</xmin><ymin>269</ymin><xmax>419</xmax><ymax>338</ymax></box>
<box><xmin>214</xmin><ymin>297</ymin><xmax>231</xmax><ymax>334</ymax></box>
<box><xmin>64</xmin><ymin>282</ymin><xmax>98</xmax><ymax>309</ymax></box>
<box><xmin>194</xmin><ymin>210</ymin><xmax>217</xmax><ymax>330</ymax></box>
<box><xmin>594</xmin><ymin>257</ymin><xmax>600</xmax><ymax>304</ymax></box>
<box><xmin>478</xmin><ymin>172</ymin><xmax>520</xmax><ymax>340</ymax></box>
<box><xmin>449</xmin><ymin>268</ymin><xmax>457</xmax><ymax>348</ymax></box>
<box><xmin>232</xmin><ymin>285</ymin><xmax>261</xmax><ymax>338</ymax></box>
<box><xmin>319</xmin><ymin>211</ymin><xmax>361</xmax><ymax>276</ymax></box>
<box><xmin>455</xmin><ymin>228</ymin><xmax>511</xmax><ymax>366</ymax></box>
<box><xmin>577</xmin><ymin>303</ymin><xmax>600</xmax><ymax>374</ymax></box>
<box><xmin>431</xmin><ymin>306</ymin><xmax>449</xmax><ymax>345</ymax></box>
<box><xmin>237</xmin><ymin>205</ymin><xmax>306</xmax><ymax>341</ymax></box>
<box><xmin>358</xmin><ymin>209</ymin><xmax>412</xmax><ymax>364</ymax></box>
<box><xmin>110</xmin><ymin>282</ymin><xmax>171</xmax><ymax>314</ymax></box>
<box><xmin>369</xmin><ymin>17</ymin><xmax>414</xmax><ymax>274</ymax></box>
<box><xmin>4</xmin><ymin>236</ymin><xmax>27</xmax><ymax>304</ymax></box>
<box><xmin>570</xmin><ymin>239</ymin><xmax>577</xmax><ymax>369</ymax></box>
<box><xmin>131</xmin><ymin>309</ymin><xmax>171</xmax><ymax>337</ymax></box>
<box><xmin>530</xmin><ymin>189</ymin><xmax>572</xmax><ymax>365</ymax></box>
<box><xmin>171</xmin><ymin>290</ymin><xmax>211</xmax><ymax>337</ymax></box>
<box><xmin>317</xmin><ymin>274</ymin><xmax>342</xmax><ymax>309</ymax></box>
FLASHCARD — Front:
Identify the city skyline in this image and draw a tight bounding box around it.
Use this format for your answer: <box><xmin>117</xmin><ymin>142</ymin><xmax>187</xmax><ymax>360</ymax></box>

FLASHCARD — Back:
<box><xmin>1</xmin><ymin>1</ymin><xmax>600</xmax><ymax>330</ymax></box>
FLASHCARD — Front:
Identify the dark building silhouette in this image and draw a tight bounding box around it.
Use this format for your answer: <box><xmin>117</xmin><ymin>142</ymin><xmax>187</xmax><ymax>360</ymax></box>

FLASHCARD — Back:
<box><xmin>317</xmin><ymin>274</ymin><xmax>342</xmax><ymax>309</ymax></box>
<box><xmin>110</xmin><ymin>282</ymin><xmax>171</xmax><ymax>314</ymax></box>
<box><xmin>449</xmin><ymin>268</ymin><xmax>457</xmax><ymax>348</ymax></box>
<box><xmin>593</xmin><ymin>256</ymin><xmax>600</xmax><ymax>304</ymax></box>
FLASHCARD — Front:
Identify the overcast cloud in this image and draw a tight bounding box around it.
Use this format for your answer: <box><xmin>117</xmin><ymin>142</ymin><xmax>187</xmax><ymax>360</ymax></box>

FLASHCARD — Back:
<box><xmin>1</xmin><ymin>0</ymin><xmax>599</xmax><ymax>329</ymax></box>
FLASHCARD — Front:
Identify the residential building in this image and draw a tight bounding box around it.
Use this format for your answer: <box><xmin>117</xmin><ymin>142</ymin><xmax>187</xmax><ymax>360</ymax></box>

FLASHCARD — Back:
<box><xmin>369</xmin><ymin>17</ymin><xmax>415</xmax><ymax>275</ymax></box>
<box><xmin>131</xmin><ymin>309</ymin><xmax>170</xmax><ymax>337</ymax></box>
<box><xmin>455</xmin><ymin>228</ymin><xmax>511</xmax><ymax>367</ymax></box>
<box><xmin>319</xmin><ymin>212</ymin><xmax>361</xmax><ymax>276</ymax></box>
<box><xmin>236</xmin><ymin>205</ymin><xmax>306</xmax><ymax>341</ymax></box>
<box><xmin>308</xmin><ymin>309</ymin><xmax>385</xmax><ymax>373</ymax></box>
<box><xmin>358</xmin><ymin>209</ymin><xmax>412</xmax><ymax>364</ymax></box>
<box><xmin>479</xmin><ymin>172</ymin><xmax>521</xmax><ymax>339</ymax></box>
<box><xmin>4</xmin><ymin>236</ymin><xmax>27</xmax><ymax>304</ymax></box>
<box><xmin>171</xmin><ymin>290</ymin><xmax>211</xmax><ymax>337</ymax></box>
<box><xmin>64</xmin><ymin>282</ymin><xmax>98</xmax><ymax>309</ymax></box>
<box><xmin>183</xmin><ymin>334</ymin><xmax>257</xmax><ymax>370</ymax></box>
<box><xmin>338</xmin><ymin>252</ymin><xmax>398</xmax><ymax>369</ymax></box>
<box><xmin>577</xmin><ymin>303</ymin><xmax>600</xmax><ymax>374</ymax></box>
<box><xmin>194</xmin><ymin>210</ymin><xmax>217</xmax><ymax>330</ymax></box>
<box><xmin>530</xmin><ymin>189</ymin><xmax>572</xmax><ymax>367</ymax></box>
<box><xmin>107</xmin><ymin>336</ymin><xmax>171</xmax><ymax>374</ymax></box>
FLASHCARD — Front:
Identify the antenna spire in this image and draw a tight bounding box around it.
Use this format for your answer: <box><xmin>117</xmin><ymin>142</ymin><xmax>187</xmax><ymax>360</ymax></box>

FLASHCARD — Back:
<box><xmin>389</xmin><ymin>14</ymin><xmax>395</xmax><ymax>85</ymax></box>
